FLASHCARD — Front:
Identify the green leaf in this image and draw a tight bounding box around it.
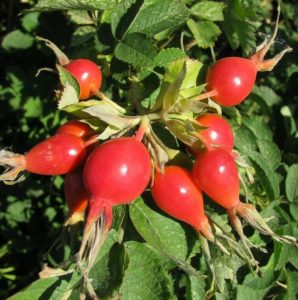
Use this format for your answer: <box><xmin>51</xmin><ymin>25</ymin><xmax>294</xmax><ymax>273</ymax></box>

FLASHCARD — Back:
<box><xmin>127</xmin><ymin>0</ymin><xmax>189</xmax><ymax>36</ymax></box>
<box><xmin>286</xmin><ymin>271</ymin><xmax>298</xmax><ymax>300</ymax></box>
<box><xmin>89</xmin><ymin>230</ymin><xmax>124</xmax><ymax>297</ymax></box>
<box><xmin>186</xmin><ymin>274</ymin><xmax>206</xmax><ymax>300</ymax></box>
<box><xmin>8</xmin><ymin>277</ymin><xmax>58</xmax><ymax>300</ymax></box>
<box><xmin>162</xmin><ymin>61</ymin><xmax>186</xmax><ymax>112</ymax></box>
<box><xmin>111</xmin><ymin>0</ymin><xmax>189</xmax><ymax>40</ymax></box>
<box><xmin>211</xmin><ymin>250</ymin><xmax>243</xmax><ymax>292</ymax></box>
<box><xmin>2</xmin><ymin>30</ymin><xmax>34</xmax><ymax>51</ymax></box>
<box><xmin>273</xmin><ymin>224</ymin><xmax>298</xmax><ymax>270</ymax></box>
<box><xmin>248</xmin><ymin>151</ymin><xmax>280</xmax><ymax>201</ymax></box>
<box><xmin>23</xmin><ymin>97</ymin><xmax>43</xmax><ymax>118</ymax></box>
<box><xmin>129</xmin><ymin>197</ymin><xmax>197</xmax><ymax>262</ymax></box>
<box><xmin>8</xmin><ymin>272</ymin><xmax>81</xmax><ymax>300</ymax></box>
<box><xmin>67</xmin><ymin>10</ymin><xmax>95</xmax><ymax>25</ymax></box>
<box><xmin>174</xmin><ymin>94</ymin><xmax>214</xmax><ymax>114</ymax></box>
<box><xmin>187</xmin><ymin>19</ymin><xmax>221</xmax><ymax>48</ymax></box>
<box><xmin>6</xmin><ymin>201</ymin><xmax>29</xmax><ymax>223</ymax></box>
<box><xmin>157</xmin><ymin>58</ymin><xmax>203</xmax><ymax>113</ymax></box>
<box><xmin>234</xmin><ymin>126</ymin><xmax>258</xmax><ymax>154</ymax></box>
<box><xmin>61</xmin><ymin>99</ymin><xmax>102</xmax><ymax>115</ymax></box>
<box><xmin>56</xmin><ymin>65</ymin><xmax>79</xmax><ymax>92</ymax></box>
<box><xmin>242</xmin><ymin>268</ymin><xmax>277</xmax><ymax>290</ymax></box>
<box><xmin>290</xmin><ymin>203</ymin><xmax>298</xmax><ymax>222</ymax></box>
<box><xmin>179</xmin><ymin>85</ymin><xmax>205</xmax><ymax>101</ymax></box>
<box><xmin>272</xmin><ymin>242</ymin><xmax>288</xmax><ymax>270</ymax></box>
<box><xmin>90</xmin><ymin>244</ymin><xmax>126</xmax><ymax>298</ymax></box>
<box><xmin>281</xmin><ymin>105</ymin><xmax>297</xmax><ymax>137</ymax></box>
<box><xmin>120</xmin><ymin>241</ymin><xmax>174</xmax><ymax>300</ymax></box>
<box><xmin>221</xmin><ymin>0</ymin><xmax>259</xmax><ymax>56</ymax></box>
<box><xmin>162</xmin><ymin>58</ymin><xmax>185</xmax><ymax>84</ymax></box>
<box><xmin>236</xmin><ymin>285</ymin><xmax>270</xmax><ymax>300</ymax></box>
<box><xmin>154</xmin><ymin>48</ymin><xmax>186</xmax><ymax>67</ymax></box>
<box><xmin>191</xmin><ymin>1</ymin><xmax>226</xmax><ymax>21</ymax></box>
<box><xmin>242</xmin><ymin>116</ymin><xmax>273</xmax><ymax>142</ymax></box>
<box><xmin>181</xmin><ymin>59</ymin><xmax>203</xmax><ymax>91</ymax></box>
<box><xmin>21</xmin><ymin>12</ymin><xmax>40</xmax><ymax>32</ymax></box>
<box><xmin>111</xmin><ymin>0</ymin><xmax>144</xmax><ymax>39</ymax></box>
<box><xmin>253</xmin><ymin>85</ymin><xmax>281</xmax><ymax>107</ymax></box>
<box><xmin>56</xmin><ymin>64</ymin><xmax>80</xmax><ymax>109</ymax></box>
<box><xmin>33</xmin><ymin>0</ymin><xmax>117</xmax><ymax>11</ymax></box>
<box><xmin>286</xmin><ymin>164</ymin><xmax>298</xmax><ymax>202</ymax></box>
<box><xmin>57</xmin><ymin>84</ymin><xmax>80</xmax><ymax>110</ymax></box>
<box><xmin>70</xmin><ymin>26</ymin><xmax>97</xmax><ymax>47</ymax></box>
<box><xmin>236</xmin><ymin>268</ymin><xmax>278</xmax><ymax>299</ymax></box>
<box><xmin>82</xmin><ymin>100</ymin><xmax>141</xmax><ymax>129</ymax></box>
<box><xmin>256</xmin><ymin>140</ymin><xmax>281</xmax><ymax>171</ymax></box>
<box><xmin>166</xmin><ymin>118</ymin><xmax>202</xmax><ymax>147</ymax></box>
<box><xmin>114</xmin><ymin>33</ymin><xmax>157</xmax><ymax>67</ymax></box>
<box><xmin>97</xmin><ymin>125</ymin><xmax>124</xmax><ymax>140</ymax></box>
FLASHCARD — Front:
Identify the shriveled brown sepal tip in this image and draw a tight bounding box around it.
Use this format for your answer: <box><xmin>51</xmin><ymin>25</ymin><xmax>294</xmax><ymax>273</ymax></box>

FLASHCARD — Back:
<box><xmin>228</xmin><ymin>202</ymin><xmax>298</xmax><ymax>271</ymax></box>
<box><xmin>77</xmin><ymin>203</ymin><xmax>113</xmax><ymax>273</ymax></box>
<box><xmin>0</xmin><ymin>149</ymin><xmax>26</xmax><ymax>184</ymax></box>
<box><xmin>236</xmin><ymin>202</ymin><xmax>298</xmax><ymax>246</ymax></box>
<box><xmin>76</xmin><ymin>206</ymin><xmax>112</xmax><ymax>300</ymax></box>
<box><xmin>250</xmin><ymin>4</ymin><xmax>292</xmax><ymax>72</ymax></box>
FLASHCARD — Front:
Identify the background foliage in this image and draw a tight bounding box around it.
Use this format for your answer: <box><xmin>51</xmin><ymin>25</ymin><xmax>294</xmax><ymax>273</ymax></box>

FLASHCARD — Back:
<box><xmin>0</xmin><ymin>0</ymin><xmax>297</xmax><ymax>299</ymax></box>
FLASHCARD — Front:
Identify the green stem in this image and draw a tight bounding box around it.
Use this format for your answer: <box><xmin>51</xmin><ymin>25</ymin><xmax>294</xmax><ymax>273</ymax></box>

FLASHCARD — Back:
<box><xmin>145</xmin><ymin>112</ymin><xmax>162</xmax><ymax>122</ymax></box>
<box><xmin>135</xmin><ymin>117</ymin><xmax>150</xmax><ymax>142</ymax></box>
<box><xmin>210</xmin><ymin>46</ymin><xmax>216</xmax><ymax>63</ymax></box>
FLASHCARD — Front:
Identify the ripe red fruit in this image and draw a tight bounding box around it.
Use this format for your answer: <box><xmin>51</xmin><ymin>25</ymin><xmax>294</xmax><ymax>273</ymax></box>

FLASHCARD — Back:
<box><xmin>205</xmin><ymin>57</ymin><xmax>257</xmax><ymax>106</ymax></box>
<box><xmin>151</xmin><ymin>165</ymin><xmax>213</xmax><ymax>240</ymax></box>
<box><xmin>0</xmin><ymin>133</ymin><xmax>87</xmax><ymax>183</ymax></box>
<box><xmin>193</xmin><ymin>149</ymin><xmax>298</xmax><ymax>256</ymax></box>
<box><xmin>79</xmin><ymin>136</ymin><xmax>151</xmax><ymax>270</ymax></box>
<box><xmin>64</xmin><ymin>59</ymin><xmax>102</xmax><ymax>100</ymax></box>
<box><xmin>195</xmin><ymin>10</ymin><xmax>292</xmax><ymax>106</ymax></box>
<box><xmin>64</xmin><ymin>165</ymin><xmax>89</xmax><ymax>225</ymax></box>
<box><xmin>26</xmin><ymin>133</ymin><xmax>86</xmax><ymax>175</ymax></box>
<box><xmin>151</xmin><ymin>165</ymin><xmax>247</xmax><ymax>283</ymax></box>
<box><xmin>84</xmin><ymin>137</ymin><xmax>151</xmax><ymax>208</ymax></box>
<box><xmin>57</xmin><ymin>120</ymin><xmax>94</xmax><ymax>139</ymax></box>
<box><xmin>189</xmin><ymin>114</ymin><xmax>234</xmax><ymax>155</ymax></box>
<box><xmin>193</xmin><ymin>149</ymin><xmax>239</xmax><ymax>210</ymax></box>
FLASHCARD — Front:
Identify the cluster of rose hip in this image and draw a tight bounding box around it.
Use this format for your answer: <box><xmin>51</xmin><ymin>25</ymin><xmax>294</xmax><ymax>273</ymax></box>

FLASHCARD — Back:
<box><xmin>0</xmin><ymin>14</ymin><xmax>296</xmax><ymax>293</ymax></box>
